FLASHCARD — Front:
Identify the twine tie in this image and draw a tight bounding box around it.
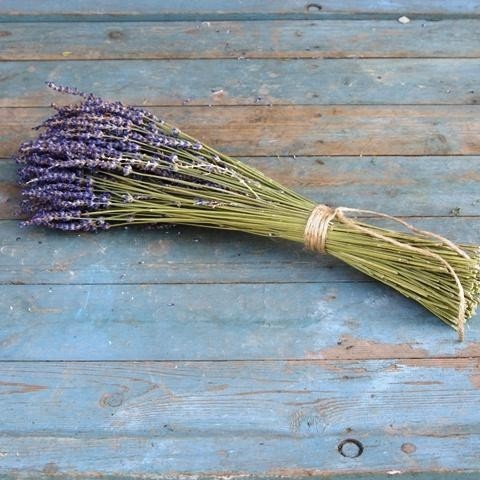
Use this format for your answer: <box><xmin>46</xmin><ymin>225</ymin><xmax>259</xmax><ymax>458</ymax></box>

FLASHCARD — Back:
<box><xmin>304</xmin><ymin>204</ymin><xmax>470</xmax><ymax>341</ymax></box>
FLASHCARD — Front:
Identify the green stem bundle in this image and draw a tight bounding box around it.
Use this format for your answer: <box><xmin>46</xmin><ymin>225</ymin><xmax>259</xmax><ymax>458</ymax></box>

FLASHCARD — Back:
<box><xmin>17</xmin><ymin>85</ymin><xmax>480</xmax><ymax>339</ymax></box>
<box><xmin>87</xmin><ymin>124</ymin><xmax>480</xmax><ymax>337</ymax></box>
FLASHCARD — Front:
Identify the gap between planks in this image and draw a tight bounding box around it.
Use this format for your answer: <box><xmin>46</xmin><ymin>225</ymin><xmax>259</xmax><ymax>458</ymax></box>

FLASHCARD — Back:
<box><xmin>4</xmin><ymin>14</ymin><xmax>480</xmax><ymax>21</ymax></box>
<box><xmin>0</xmin><ymin>356</ymin><xmax>476</xmax><ymax>361</ymax></box>
<box><xmin>3</xmin><ymin>57</ymin><xmax>480</xmax><ymax>61</ymax></box>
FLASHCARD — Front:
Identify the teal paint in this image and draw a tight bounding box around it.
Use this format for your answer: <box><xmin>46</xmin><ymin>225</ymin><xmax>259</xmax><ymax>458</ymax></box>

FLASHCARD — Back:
<box><xmin>1</xmin><ymin>0</ymin><xmax>479</xmax><ymax>22</ymax></box>
<box><xmin>0</xmin><ymin>281</ymin><xmax>479</xmax><ymax>360</ymax></box>
<box><xmin>0</xmin><ymin>360</ymin><xmax>479</xmax><ymax>477</ymax></box>
<box><xmin>1</xmin><ymin>2</ymin><xmax>479</xmax><ymax>477</ymax></box>
<box><xmin>2</xmin><ymin>20</ymin><xmax>480</xmax><ymax>60</ymax></box>
<box><xmin>1</xmin><ymin>59</ymin><xmax>480</xmax><ymax>106</ymax></box>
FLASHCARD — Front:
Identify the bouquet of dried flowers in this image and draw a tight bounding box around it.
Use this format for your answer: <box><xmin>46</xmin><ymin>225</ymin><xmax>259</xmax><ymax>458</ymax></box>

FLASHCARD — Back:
<box><xmin>16</xmin><ymin>84</ymin><xmax>480</xmax><ymax>339</ymax></box>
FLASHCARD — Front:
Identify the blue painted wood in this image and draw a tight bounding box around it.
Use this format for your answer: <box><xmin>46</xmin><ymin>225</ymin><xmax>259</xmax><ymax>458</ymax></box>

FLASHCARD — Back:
<box><xmin>3</xmin><ymin>155</ymin><xmax>480</xmax><ymax>219</ymax></box>
<box><xmin>3</xmin><ymin>106</ymin><xmax>480</xmax><ymax>157</ymax></box>
<box><xmin>2</xmin><ymin>20</ymin><xmax>479</xmax><ymax>60</ymax></box>
<box><xmin>2</xmin><ymin>1</ymin><xmax>480</xmax><ymax>477</ymax></box>
<box><xmin>1</xmin><ymin>280</ymin><xmax>480</xmax><ymax>361</ymax></box>
<box><xmin>0</xmin><ymin>359</ymin><xmax>479</xmax><ymax>478</ymax></box>
<box><xmin>1</xmin><ymin>215</ymin><xmax>478</xmax><ymax>282</ymax></box>
<box><xmin>1</xmin><ymin>216</ymin><xmax>479</xmax><ymax>285</ymax></box>
<box><xmin>2</xmin><ymin>59</ymin><xmax>480</xmax><ymax>107</ymax></box>
<box><xmin>1</xmin><ymin>0</ymin><xmax>479</xmax><ymax>22</ymax></box>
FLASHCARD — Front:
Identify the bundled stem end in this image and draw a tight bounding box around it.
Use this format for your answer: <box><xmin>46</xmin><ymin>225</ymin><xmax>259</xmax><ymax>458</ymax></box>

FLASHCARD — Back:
<box><xmin>319</xmin><ymin>213</ymin><xmax>480</xmax><ymax>341</ymax></box>
<box><xmin>16</xmin><ymin>83</ymin><xmax>480</xmax><ymax>339</ymax></box>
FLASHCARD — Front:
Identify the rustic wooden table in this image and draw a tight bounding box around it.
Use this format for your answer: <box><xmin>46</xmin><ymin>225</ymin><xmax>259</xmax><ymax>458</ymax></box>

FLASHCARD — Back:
<box><xmin>1</xmin><ymin>1</ymin><xmax>480</xmax><ymax>479</ymax></box>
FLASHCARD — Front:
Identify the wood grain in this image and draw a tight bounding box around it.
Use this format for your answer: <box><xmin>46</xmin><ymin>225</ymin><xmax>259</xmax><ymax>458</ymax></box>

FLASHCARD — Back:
<box><xmin>2</xmin><ymin>20</ymin><xmax>480</xmax><ymax>60</ymax></box>
<box><xmin>0</xmin><ymin>360</ymin><xmax>479</xmax><ymax>477</ymax></box>
<box><xmin>3</xmin><ymin>1</ymin><xmax>480</xmax><ymax>477</ymax></box>
<box><xmin>1</xmin><ymin>59</ymin><xmax>479</xmax><ymax>107</ymax></box>
<box><xmin>2</xmin><ymin>280</ymin><xmax>480</xmax><ymax>361</ymax></box>
<box><xmin>1</xmin><ymin>0</ymin><xmax>479</xmax><ymax>21</ymax></box>
<box><xmin>3</xmin><ymin>155</ymin><xmax>480</xmax><ymax>219</ymax></box>
<box><xmin>1</xmin><ymin>215</ymin><xmax>478</xmax><ymax>286</ymax></box>
<box><xmin>3</xmin><ymin>105</ymin><xmax>480</xmax><ymax>158</ymax></box>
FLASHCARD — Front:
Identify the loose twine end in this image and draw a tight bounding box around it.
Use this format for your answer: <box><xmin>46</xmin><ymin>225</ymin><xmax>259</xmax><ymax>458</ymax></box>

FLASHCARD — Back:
<box><xmin>304</xmin><ymin>204</ymin><xmax>469</xmax><ymax>341</ymax></box>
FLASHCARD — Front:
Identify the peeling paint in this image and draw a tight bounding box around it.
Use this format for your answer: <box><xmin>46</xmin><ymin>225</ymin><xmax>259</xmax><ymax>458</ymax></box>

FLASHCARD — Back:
<box><xmin>307</xmin><ymin>335</ymin><xmax>428</xmax><ymax>360</ymax></box>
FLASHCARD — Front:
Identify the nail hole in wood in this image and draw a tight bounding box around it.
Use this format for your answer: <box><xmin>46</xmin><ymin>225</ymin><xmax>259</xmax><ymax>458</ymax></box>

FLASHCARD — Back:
<box><xmin>338</xmin><ymin>438</ymin><xmax>364</xmax><ymax>458</ymax></box>
<box><xmin>401</xmin><ymin>442</ymin><xmax>416</xmax><ymax>454</ymax></box>
<box><xmin>306</xmin><ymin>3</ymin><xmax>322</xmax><ymax>12</ymax></box>
<box><xmin>108</xmin><ymin>30</ymin><xmax>124</xmax><ymax>40</ymax></box>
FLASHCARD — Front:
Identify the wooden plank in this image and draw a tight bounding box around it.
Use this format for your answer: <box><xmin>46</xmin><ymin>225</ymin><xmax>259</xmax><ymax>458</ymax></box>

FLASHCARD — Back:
<box><xmin>2</xmin><ymin>105</ymin><xmax>480</xmax><ymax>158</ymax></box>
<box><xmin>1</xmin><ymin>59</ymin><xmax>480</xmax><ymax>107</ymax></box>
<box><xmin>1</xmin><ymin>0</ymin><xmax>479</xmax><ymax>22</ymax></box>
<box><xmin>3</xmin><ymin>155</ymin><xmax>480</xmax><ymax>220</ymax></box>
<box><xmin>0</xmin><ymin>360</ymin><xmax>479</xmax><ymax>478</ymax></box>
<box><xmin>2</xmin><ymin>280</ymin><xmax>480</xmax><ymax>361</ymax></box>
<box><xmin>3</xmin><ymin>440</ymin><xmax>479</xmax><ymax>480</ymax></box>
<box><xmin>1</xmin><ymin>215</ymin><xmax>478</xmax><ymax>286</ymax></box>
<box><xmin>2</xmin><ymin>20</ymin><xmax>480</xmax><ymax>60</ymax></box>
<box><xmin>0</xmin><ymin>219</ymin><xmax>366</xmax><ymax>284</ymax></box>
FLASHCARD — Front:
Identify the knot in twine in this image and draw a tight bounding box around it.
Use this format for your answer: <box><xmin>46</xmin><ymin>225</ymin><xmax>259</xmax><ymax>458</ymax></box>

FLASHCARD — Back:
<box><xmin>304</xmin><ymin>204</ymin><xmax>471</xmax><ymax>341</ymax></box>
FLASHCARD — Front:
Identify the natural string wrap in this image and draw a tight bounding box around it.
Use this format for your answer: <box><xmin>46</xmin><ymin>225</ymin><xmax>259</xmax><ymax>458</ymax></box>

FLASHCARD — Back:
<box><xmin>304</xmin><ymin>204</ymin><xmax>470</xmax><ymax>341</ymax></box>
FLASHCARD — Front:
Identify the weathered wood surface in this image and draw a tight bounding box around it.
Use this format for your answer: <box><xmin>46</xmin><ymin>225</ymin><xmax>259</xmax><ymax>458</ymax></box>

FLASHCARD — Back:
<box><xmin>1</xmin><ymin>0</ymin><xmax>480</xmax><ymax>21</ymax></box>
<box><xmin>3</xmin><ymin>156</ymin><xmax>480</xmax><ymax>219</ymax></box>
<box><xmin>2</xmin><ymin>59</ymin><xmax>480</xmax><ymax>106</ymax></box>
<box><xmin>1</xmin><ymin>216</ymin><xmax>478</xmax><ymax>284</ymax></box>
<box><xmin>0</xmin><ymin>359</ymin><xmax>479</xmax><ymax>478</ymax></box>
<box><xmin>3</xmin><ymin>280</ymin><xmax>480</xmax><ymax>361</ymax></box>
<box><xmin>3</xmin><ymin>106</ymin><xmax>480</xmax><ymax>157</ymax></box>
<box><xmin>2</xmin><ymin>1</ymin><xmax>480</xmax><ymax>478</ymax></box>
<box><xmin>2</xmin><ymin>20</ymin><xmax>480</xmax><ymax>60</ymax></box>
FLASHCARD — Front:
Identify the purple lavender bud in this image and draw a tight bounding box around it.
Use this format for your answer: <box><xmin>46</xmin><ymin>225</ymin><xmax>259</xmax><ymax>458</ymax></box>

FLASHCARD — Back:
<box><xmin>46</xmin><ymin>82</ymin><xmax>89</xmax><ymax>97</ymax></box>
<box><xmin>17</xmin><ymin>83</ymin><xmax>222</xmax><ymax>232</ymax></box>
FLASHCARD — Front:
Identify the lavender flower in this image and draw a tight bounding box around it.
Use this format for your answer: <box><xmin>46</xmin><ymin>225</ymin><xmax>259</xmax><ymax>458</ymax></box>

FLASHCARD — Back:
<box><xmin>16</xmin><ymin>83</ymin><xmax>221</xmax><ymax>231</ymax></box>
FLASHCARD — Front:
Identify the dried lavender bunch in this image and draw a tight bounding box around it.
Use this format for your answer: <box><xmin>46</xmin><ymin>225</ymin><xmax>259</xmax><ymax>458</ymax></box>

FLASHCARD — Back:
<box><xmin>16</xmin><ymin>84</ymin><xmax>480</xmax><ymax>339</ymax></box>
